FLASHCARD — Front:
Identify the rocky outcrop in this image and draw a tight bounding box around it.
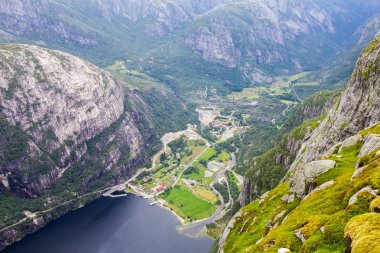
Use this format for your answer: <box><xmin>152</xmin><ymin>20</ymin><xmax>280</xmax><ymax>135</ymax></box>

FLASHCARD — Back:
<box><xmin>348</xmin><ymin>186</ymin><xmax>378</xmax><ymax>206</ymax></box>
<box><xmin>338</xmin><ymin>135</ymin><xmax>363</xmax><ymax>153</ymax></box>
<box><xmin>239</xmin><ymin>177</ymin><xmax>251</xmax><ymax>206</ymax></box>
<box><xmin>359</xmin><ymin>134</ymin><xmax>380</xmax><ymax>157</ymax></box>
<box><xmin>222</xmin><ymin>37</ymin><xmax>380</xmax><ymax>252</ymax></box>
<box><xmin>289</xmin><ymin>160</ymin><xmax>336</xmax><ymax>197</ymax></box>
<box><xmin>288</xmin><ymin>37</ymin><xmax>380</xmax><ymax>192</ymax></box>
<box><xmin>184</xmin><ymin>24</ymin><xmax>241</xmax><ymax>68</ymax></box>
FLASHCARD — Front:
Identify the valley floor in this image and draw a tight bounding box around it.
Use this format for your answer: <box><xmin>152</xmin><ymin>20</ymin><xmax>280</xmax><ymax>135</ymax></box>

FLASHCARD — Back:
<box><xmin>125</xmin><ymin>121</ymin><xmax>242</xmax><ymax>231</ymax></box>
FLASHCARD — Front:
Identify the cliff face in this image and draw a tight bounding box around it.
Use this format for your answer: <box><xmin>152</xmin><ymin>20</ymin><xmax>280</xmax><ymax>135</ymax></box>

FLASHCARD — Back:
<box><xmin>0</xmin><ymin>0</ymin><xmax>98</xmax><ymax>47</ymax></box>
<box><xmin>0</xmin><ymin>0</ymin><xmax>226</xmax><ymax>44</ymax></box>
<box><xmin>288</xmin><ymin>37</ymin><xmax>380</xmax><ymax>196</ymax></box>
<box><xmin>241</xmin><ymin>37</ymin><xmax>380</xmax><ymax>205</ymax></box>
<box><xmin>183</xmin><ymin>0</ymin><xmax>380</xmax><ymax>81</ymax></box>
<box><xmin>88</xmin><ymin>0</ymin><xmax>227</xmax><ymax>36</ymax></box>
<box><xmin>0</xmin><ymin>44</ymin><xmax>161</xmax><ymax>249</ymax></box>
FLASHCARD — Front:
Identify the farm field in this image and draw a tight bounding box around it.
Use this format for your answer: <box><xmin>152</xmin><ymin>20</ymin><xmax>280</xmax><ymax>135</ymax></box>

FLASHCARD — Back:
<box><xmin>160</xmin><ymin>186</ymin><xmax>217</xmax><ymax>221</ymax></box>
<box><xmin>227</xmin><ymin>72</ymin><xmax>320</xmax><ymax>102</ymax></box>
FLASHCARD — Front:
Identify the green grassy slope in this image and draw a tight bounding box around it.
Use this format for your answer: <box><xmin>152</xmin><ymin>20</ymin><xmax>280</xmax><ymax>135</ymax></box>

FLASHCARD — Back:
<box><xmin>224</xmin><ymin>123</ymin><xmax>380</xmax><ymax>252</ymax></box>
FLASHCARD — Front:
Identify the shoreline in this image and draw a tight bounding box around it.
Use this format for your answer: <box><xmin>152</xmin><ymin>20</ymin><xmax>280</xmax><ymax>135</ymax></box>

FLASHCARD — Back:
<box><xmin>105</xmin><ymin>123</ymin><xmax>239</xmax><ymax>239</ymax></box>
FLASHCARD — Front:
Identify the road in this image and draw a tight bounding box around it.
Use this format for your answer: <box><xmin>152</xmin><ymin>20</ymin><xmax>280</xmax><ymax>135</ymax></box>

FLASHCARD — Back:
<box><xmin>126</xmin><ymin>125</ymin><xmax>211</xmax><ymax>198</ymax></box>
<box><xmin>289</xmin><ymin>81</ymin><xmax>303</xmax><ymax>102</ymax></box>
<box><xmin>0</xmin><ymin>185</ymin><xmax>114</xmax><ymax>233</ymax></box>
<box><xmin>178</xmin><ymin>152</ymin><xmax>237</xmax><ymax>237</ymax></box>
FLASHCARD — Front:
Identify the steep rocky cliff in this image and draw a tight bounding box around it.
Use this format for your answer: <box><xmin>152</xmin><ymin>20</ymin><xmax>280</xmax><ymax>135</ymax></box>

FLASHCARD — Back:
<box><xmin>0</xmin><ymin>43</ymin><xmax>141</xmax><ymax>197</ymax></box>
<box><xmin>0</xmin><ymin>0</ymin><xmax>226</xmax><ymax>50</ymax></box>
<box><xmin>183</xmin><ymin>0</ymin><xmax>380</xmax><ymax>82</ymax></box>
<box><xmin>288</xmin><ymin>37</ymin><xmax>380</xmax><ymax>197</ymax></box>
<box><xmin>222</xmin><ymin>37</ymin><xmax>380</xmax><ymax>253</ymax></box>
<box><xmin>0</xmin><ymin>43</ymin><xmax>191</xmax><ymax>249</ymax></box>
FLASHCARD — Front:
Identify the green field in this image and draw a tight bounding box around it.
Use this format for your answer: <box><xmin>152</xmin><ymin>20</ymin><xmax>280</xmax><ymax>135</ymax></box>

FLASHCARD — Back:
<box><xmin>227</xmin><ymin>82</ymin><xmax>290</xmax><ymax>100</ymax></box>
<box><xmin>199</xmin><ymin>148</ymin><xmax>217</xmax><ymax>161</ymax></box>
<box><xmin>182</xmin><ymin>166</ymin><xmax>206</xmax><ymax>181</ymax></box>
<box><xmin>160</xmin><ymin>186</ymin><xmax>217</xmax><ymax>221</ymax></box>
<box><xmin>215</xmin><ymin>150</ymin><xmax>230</xmax><ymax>162</ymax></box>
<box><xmin>180</xmin><ymin>144</ymin><xmax>207</xmax><ymax>164</ymax></box>
<box><xmin>288</xmin><ymin>71</ymin><xmax>310</xmax><ymax>82</ymax></box>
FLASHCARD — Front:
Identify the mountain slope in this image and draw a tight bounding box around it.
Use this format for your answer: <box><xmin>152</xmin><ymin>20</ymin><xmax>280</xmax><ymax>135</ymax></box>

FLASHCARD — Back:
<box><xmin>0</xmin><ymin>0</ymin><xmax>228</xmax><ymax>65</ymax></box>
<box><xmin>0</xmin><ymin>0</ymin><xmax>379</xmax><ymax>93</ymax></box>
<box><xmin>0</xmin><ymin>43</ymin><xmax>194</xmax><ymax>249</ymax></box>
<box><xmin>128</xmin><ymin>0</ymin><xmax>380</xmax><ymax>92</ymax></box>
<box><xmin>222</xmin><ymin>37</ymin><xmax>380</xmax><ymax>253</ymax></box>
<box><xmin>239</xmin><ymin>89</ymin><xmax>340</xmax><ymax>205</ymax></box>
<box><xmin>289</xmin><ymin>37</ymin><xmax>380</xmax><ymax>196</ymax></box>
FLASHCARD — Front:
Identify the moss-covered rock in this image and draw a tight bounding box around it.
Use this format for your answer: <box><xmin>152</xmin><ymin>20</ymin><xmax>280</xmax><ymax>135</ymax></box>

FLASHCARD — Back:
<box><xmin>344</xmin><ymin>213</ymin><xmax>380</xmax><ymax>253</ymax></box>
<box><xmin>370</xmin><ymin>197</ymin><xmax>380</xmax><ymax>213</ymax></box>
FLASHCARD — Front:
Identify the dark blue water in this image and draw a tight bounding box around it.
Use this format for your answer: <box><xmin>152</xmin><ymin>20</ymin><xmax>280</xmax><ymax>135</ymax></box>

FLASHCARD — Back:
<box><xmin>2</xmin><ymin>195</ymin><xmax>213</xmax><ymax>253</ymax></box>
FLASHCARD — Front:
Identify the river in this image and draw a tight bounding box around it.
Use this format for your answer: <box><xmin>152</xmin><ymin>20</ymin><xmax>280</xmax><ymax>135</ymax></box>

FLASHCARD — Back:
<box><xmin>2</xmin><ymin>195</ymin><xmax>214</xmax><ymax>253</ymax></box>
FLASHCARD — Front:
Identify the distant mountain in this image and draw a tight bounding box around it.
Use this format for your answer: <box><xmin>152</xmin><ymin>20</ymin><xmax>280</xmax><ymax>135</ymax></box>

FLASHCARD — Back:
<box><xmin>1</xmin><ymin>0</ymin><xmax>379</xmax><ymax>93</ymax></box>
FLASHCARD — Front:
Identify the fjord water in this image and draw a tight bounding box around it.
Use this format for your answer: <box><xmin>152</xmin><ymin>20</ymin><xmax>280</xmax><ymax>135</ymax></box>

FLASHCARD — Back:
<box><xmin>3</xmin><ymin>195</ymin><xmax>213</xmax><ymax>253</ymax></box>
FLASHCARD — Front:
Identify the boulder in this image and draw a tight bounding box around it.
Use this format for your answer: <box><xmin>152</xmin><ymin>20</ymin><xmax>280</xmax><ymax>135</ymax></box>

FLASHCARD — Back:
<box><xmin>295</xmin><ymin>229</ymin><xmax>306</xmax><ymax>243</ymax></box>
<box><xmin>305</xmin><ymin>180</ymin><xmax>335</xmax><ymax>198</ymax></box>
<box><xmin>359</xmin><ymin>134</ymin><xmax>380</xmax><ymax>157</ymax></box>
<box><xmin>338</xmin><ymin>135</ymin><xmax>363</xmax><ymax>153</ymax></box>
<box><xmin>290</xmin><ymin>160</ymin><xmax>336</xmax><ymax>197</ymax></box>
<box><xmin>351</xmin><ymin>167</ymin><xmax>365</xmax><ymax>180</ymax></box>
<box><xmin>348</xmin><ymin>186</ymin><xmax>378</xmax><ymax>206</ymax></box>
<box><xmin>370</xmin><ymin>197</ymin><xmax>380</xmax><ymax>213</ymax></box>
<box><xmin>323</xmin><ymin>143</ymin><xmax>342</xmax><ymax>158</ymax></box>
<box><xmin>278</xmin><ymin>248</ymin><xmax>291</xmax><ymax>253</ymax></box>
<box><xmin>304</xmin><ymin>160</ymin><xmax>337</xmax><ymax>180</ymax></box>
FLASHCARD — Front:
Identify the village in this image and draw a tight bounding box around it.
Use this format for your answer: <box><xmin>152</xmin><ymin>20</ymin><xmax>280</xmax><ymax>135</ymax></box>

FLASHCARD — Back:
<box><xmin>125</xmin><ymin>106</ymin><xmax>244</xmax><ymax>223</ymax></box>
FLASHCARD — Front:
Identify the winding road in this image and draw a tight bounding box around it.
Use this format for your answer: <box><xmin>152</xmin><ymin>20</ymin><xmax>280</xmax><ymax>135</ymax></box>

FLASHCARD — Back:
<box><xmin>179</xmin><ymin>152</ymin><xmax>237</xmax><ymax>237</ymax></box>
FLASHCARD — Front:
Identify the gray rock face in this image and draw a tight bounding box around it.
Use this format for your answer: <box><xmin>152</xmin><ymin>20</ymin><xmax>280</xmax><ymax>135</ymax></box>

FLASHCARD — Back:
<box><xmin>183</xmin><ymin>0</ymin><xmax>380</xmax><ymax>77</ymax></box>
<box><xmin>338</xmin><ymin>135</ymin><xmax>363</xmax><ymax>153</ymax></box>
<box><xmin>0</xmin><ymin>0</ymin><xmax>98</xmax><ymax>46</ymax></box>
<box><xmin>0</xmin><ymin>44</ymin><xmax>151</xmax><ymax>197</ymax></box>
<box><xmin>218</xmin><ymin>209</ymin><xmax>242</xmax><ymax>253</ymax></box>
<box><xmin>0</xmin><ymin>44</ymin><xmax>124</xmax><ymax>147</ymax></box>
<box><xmin>239</xmin><ymin>177</ymin><xmax>252</xmax><ymax>206</ymax></box>
<box><xmin>290</xmin><ymin>160</ymin><xmax>336</xmax><ymax>197</ymax></box>
<box><xmin>184</xmin><ymin>24</ymin><xmax>241</xmax><ymax>67</ymax></box>
<box><xmin>359</xmin><ymin>134</ymin><xmax>380</xmax><ymax>157</ymax></box>
<box><xmin>288</xmin><ymin>38</ymin><xmax>380</xmax><ymax>180</ymax></box>
<box><xmin>0</xmin><ymin>0</ymin><xmax>227</xmax><ymax>42</ymax></box>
